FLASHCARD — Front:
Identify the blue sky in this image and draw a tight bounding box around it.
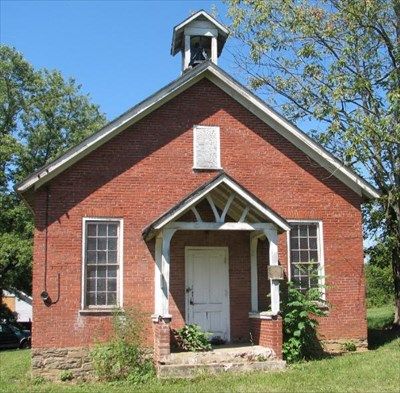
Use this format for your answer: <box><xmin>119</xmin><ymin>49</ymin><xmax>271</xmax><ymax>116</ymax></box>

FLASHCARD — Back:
<box><xmin>1</xmin><ymin>0</ymin><xmax>238</xmax><ymax>120</ymax></box>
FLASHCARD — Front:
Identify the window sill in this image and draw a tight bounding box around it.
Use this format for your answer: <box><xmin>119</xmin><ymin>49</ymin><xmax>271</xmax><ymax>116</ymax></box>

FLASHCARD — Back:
<box><xmin>192</xmin><ymin>167</ymin><xmax>223</xmax><ymax>172</ymax></box>
<box><xmin>79</xmin><ymin>309</ymin><xmax>123</xmax><ymax>316</ymax></box>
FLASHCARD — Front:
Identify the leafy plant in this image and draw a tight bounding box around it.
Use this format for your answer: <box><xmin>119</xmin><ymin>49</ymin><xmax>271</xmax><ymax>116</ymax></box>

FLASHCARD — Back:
<box><xmin>90</xmin><ymin>308</ymin><xmax>154</xmax><ymax>383</ymax></box>
<box><xmin>173</xmin><ymin>324</ymin><xmax>212</xmax><ymax>352</ymax></box>
<box><xmin>365</xmin><ymin>264</ymin><xmax>394</xmax><ymax>308</ymax></box>
<box><xmin>342</xmin><ymin>341</ymin><xmax>357</xmax><ymax>352</ymax></box>
<box><xmin>59</xmin><ymin>370</ymin><xmax>73</xmax><ymax>381</ymax></box>
<box><xmin>281</xmin><ymin>282</ymin><xmax>326</xmax><ymax>363</ymax></box>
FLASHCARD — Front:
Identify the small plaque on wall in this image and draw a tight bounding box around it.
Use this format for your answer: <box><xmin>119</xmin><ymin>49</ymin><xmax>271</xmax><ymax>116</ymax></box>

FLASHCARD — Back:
<box><xmin>268</xmin><ymin>265</ymin><xmax>284</xmax><ymax>280</ymax></box>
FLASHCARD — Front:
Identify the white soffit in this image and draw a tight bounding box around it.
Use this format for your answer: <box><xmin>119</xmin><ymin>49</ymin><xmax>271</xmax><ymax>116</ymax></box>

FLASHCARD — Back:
<box><xmin>16</xmin><ymin>61</ymin><xmax>379</xmax><ymax>201</ymax></box>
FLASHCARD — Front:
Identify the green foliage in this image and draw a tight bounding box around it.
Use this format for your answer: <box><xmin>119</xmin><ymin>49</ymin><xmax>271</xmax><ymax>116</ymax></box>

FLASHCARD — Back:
<box><xmin>365</xmin><ymin>264</ymin><xmax>394</xmax><ymax>307</ymax></box>
<box><xmin>0</xmin><ymin>302</ymin><xmax>17</xmax><ymax>323</ymax></box>
<box><xmin>0</xmin><ymin>44</ymin><xmax>106</xmax><ymax>295</ymax></box>
<box><xmin>342</xmin><ymin>341</ymin><xmax>357</xmax><ymax>352</ymax></box>
<box><xmin>281</xmin><ymin>282</ymin><xmax>326</xmax><ymax>363</ymax></box>
<box><xmin>227</xmin><ymin>0</ymin><xmax>400</xmax><ymax>322</ymax></box>
<box><xmin>59</xmin><ymin>370</ymin><xmax>73</xmax><ymax>382</ymax></box>
<box><xmin>90</xmin><ymin>308</ymin><xmax>154</xmax><ymax>383</ymax></box>
<box><xmin>174</xmin><ymin>324</ymin><xmax>212</xmax><ymax>352</ymax></box>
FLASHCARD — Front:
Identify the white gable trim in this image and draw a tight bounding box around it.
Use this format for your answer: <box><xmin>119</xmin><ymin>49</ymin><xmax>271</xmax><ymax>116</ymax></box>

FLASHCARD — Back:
<box><xmin>150</xmin><ymin>174</ymin><xmax>290</xmax><ymax>235</ymax></box>
<box><xmin>16</xmin><ymin>62</ymin><xmax>379</xmax><ymax>201</ymax></box>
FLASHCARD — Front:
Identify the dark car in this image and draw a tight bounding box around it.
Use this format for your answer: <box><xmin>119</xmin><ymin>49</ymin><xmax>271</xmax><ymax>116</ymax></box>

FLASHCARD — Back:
<box><xmin>0</xmin><ymin>322</ymin><xmax>31</xmax><ymax>349</ymax></box>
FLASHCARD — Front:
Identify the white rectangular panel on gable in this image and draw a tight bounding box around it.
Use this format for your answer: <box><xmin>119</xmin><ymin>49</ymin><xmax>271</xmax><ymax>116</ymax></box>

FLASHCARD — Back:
<box><xmin>193</xmin><ymin>125</ymin><xmax>221</xmax><ymax>169</ymax></box>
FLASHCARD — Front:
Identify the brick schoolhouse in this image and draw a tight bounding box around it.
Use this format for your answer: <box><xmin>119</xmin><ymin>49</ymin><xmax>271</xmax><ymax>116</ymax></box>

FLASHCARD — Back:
<box><xmin>17</xmin><ymin>11</ymin><xmax>379</xmax><ymax>378</ymax></box>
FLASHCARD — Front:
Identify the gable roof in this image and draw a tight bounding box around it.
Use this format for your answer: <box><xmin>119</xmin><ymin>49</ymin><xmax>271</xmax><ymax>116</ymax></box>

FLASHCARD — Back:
<box><xmin>16</xmin><ymin>61</ymin><xmax>380</xmax><ymax>202</ymax></box>
<box><xmin>142</xmin><ymin>172</ymin><xmax>291</xmax><ymax>240</ymax></box>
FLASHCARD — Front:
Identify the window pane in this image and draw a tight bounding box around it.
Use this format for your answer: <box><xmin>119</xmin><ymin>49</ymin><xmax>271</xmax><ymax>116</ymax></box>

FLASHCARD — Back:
<box><xmin>300</xmin><ymin>238</ymin><xmax>308</xmax><ymax>249</ymax></box>
<box><xmin>108</xmin><ymin>238</ymin><xmax>117</xmax><ymax>251</ymax></box>
<box><xmin>300</xmin><ymin>251</ymin><xmax>308</xmax><ymax>262</ymax></box>
<box><xmin>87</xmin><ymin>238</ymin><xmax>96</xmax><ymax>251</ymax></box>
<box><xmin>309</xmin><ymin>237</ymin><xmax>318</xmax><ymax>250</ymax></box>
<box><xmin>299</xmin><ymin>225</ymin><xmax>308</xmax><ymax>236</ymax></box>
<box><xmin>97</xmin><ymin>293</ymin><xmax>106</xmax><ymax>305</ymax></box>
<box><xmin>87</xmin><ymin>266</ymin><xmax>96</xmax><ymax>278</ymax></box>
<box><xmin>291</xmin><ymin>251</ymin><xmax>300</xmax><ymax>263</ymax></box>
<box><xmin>108</xmin><ymin>224</ymin><xmax>118</xmax><ymax>236</ymax></box>
<box><xmin>108</xmin><ymin>265</ymin><xmax>117</xmax><ymax>277</ymax></box>
<box><xmin>87</xmin><ymin>224</ymin><xmax>97</xmax><ymax>236</ymax></box>
<box><xmin>309</xmin><ymin>225</ymin><xmax>317</xmax><ymax>237</ymax></box>
<box><xmin>290</xmin><ymin>237</ymin><xmax>298</xmax><ymax>249</ymax></box>
<box><xmin>87</xmin><ymin>279</ymin><xmax>96</xmax><ymax>291</ymax></box>
<box><xmin>97</xmin><ymin>279</ymin><xmax>106</xmax><ymax>291</ymax></box>
<box><xmin>97</xmin><ymin>266</ymin><xmax>107</xmax><ymax>277</ymax></box>
<box><xmin>108</xmin><ymin>251</ymin><xmax>117</xmax><ymax>264</ymax></box>
<box><xmin>98</xmin><ymin>251</ymin><xmax>107</xmax><ymax>263</ymax></box>
<box><xmin>98</xmin><ymin>238</ymin><xmax>107</xmax><ymax>250</ymax></box>
<box><xmin>87</xmin><ymin>251</ymin><xmax>97</xmax><ymax>264</ymax></box>
<box><xmin>87</xmin><ymin>293</ymin><xmax>96</xmax><ymax>306</ymax></box>
<box><xmin>310</xmin><ymin>250</ymin><xmax>318</xmax><ymax>262</ymax></box>
<box><xmin>107</xmin><ymin>292</ymin><xmax>117</xmax><ymax>305</ymax></box>
<box><xmin>108</xmin><ymin>279</ymin><xmax>117</xmax><ymax>292</ymax></box>
<box><xmin>98</xmin><ymin>224</ymin><xmax>107</xmax><ymax>236</ymax></box>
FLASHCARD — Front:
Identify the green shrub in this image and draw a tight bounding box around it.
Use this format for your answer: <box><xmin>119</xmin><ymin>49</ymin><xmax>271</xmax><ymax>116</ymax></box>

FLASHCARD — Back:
<box><xmin>281</xmin><ymin>282</ymin><xmax>326</xmax><ymax>363</ymax></box>
<box><xmin>173</xmin><ymin>324</ymin><xmax>212</xmax><ymax>352</ymax></box>
<box><xmin>342</xmin><ymin>341</ymin><xmax>357</xmax><ymax>352</ymax></box>
<box><xmin>59</xmin><ymin>370</ymin><xmax>73</xmax><ymax>381</ymax></box>
<box><xmin>90</xmin><ymin>308</ymin><xmax>154</xmax><ymax>383</ymax></box>
<box><xmin>365</xmin><ymin>264</ymin><xmax>394</xmax><ymax>307</ymax></box>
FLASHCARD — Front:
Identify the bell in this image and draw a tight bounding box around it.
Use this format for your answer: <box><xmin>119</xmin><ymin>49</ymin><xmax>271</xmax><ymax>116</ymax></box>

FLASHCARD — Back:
<box><xmin>189</xmin><ymin>42</ymin><xmax>209</xmax><ymax>67</ymax></box>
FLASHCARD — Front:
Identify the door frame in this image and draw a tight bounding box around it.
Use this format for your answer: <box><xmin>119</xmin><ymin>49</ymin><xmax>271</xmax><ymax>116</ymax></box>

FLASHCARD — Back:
<box><xmin>185</xmin><ymin>246</ymin><xmax>230</xmax><ymax>341</ymax></box>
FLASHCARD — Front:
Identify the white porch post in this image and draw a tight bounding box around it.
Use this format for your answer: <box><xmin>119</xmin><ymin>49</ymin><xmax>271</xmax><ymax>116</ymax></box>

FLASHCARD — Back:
<box><xmin>264</xmin><ymin>228</ymin><xmax>280</xmax><ymax>315</ymax></box>
<box><xmin>153</xmin><ymin>229</ymin><xmax>176</xmax><ymax>318</ymax></box>
<box><xmin>250</xmin><ymin>232</ymin><xmax>263</xmax><ymax>312</ymax></box>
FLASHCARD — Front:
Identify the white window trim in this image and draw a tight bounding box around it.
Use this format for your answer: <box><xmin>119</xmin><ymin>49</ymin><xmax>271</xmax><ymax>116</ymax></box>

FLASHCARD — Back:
<box><xmin>286</xmin><ymin>220</ymin><xmax>325</xmax><ymax>300</ymax></box>
<box><xmin>193</xmin><ymin>125</ymin><xmax>221</xmax><ymax>170</ymax></box>
<box><xmin>81</xmin><ymin>217</ymin><xmax>124</xmax><ymax>310</ymax></box>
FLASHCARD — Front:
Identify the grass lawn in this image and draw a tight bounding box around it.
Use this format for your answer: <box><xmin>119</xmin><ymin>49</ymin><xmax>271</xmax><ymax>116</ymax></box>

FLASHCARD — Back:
<box><xmin>1</xmin><ymin>307</ymin><xmax>399</xmax><ymax>393</ymax></box>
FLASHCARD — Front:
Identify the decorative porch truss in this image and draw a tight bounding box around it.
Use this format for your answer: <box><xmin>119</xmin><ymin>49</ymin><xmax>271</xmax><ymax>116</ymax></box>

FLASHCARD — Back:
<box><xmin>142</xmin><ymin>172</ymin><xmax>291</xmax><ymax>321</ymax></box>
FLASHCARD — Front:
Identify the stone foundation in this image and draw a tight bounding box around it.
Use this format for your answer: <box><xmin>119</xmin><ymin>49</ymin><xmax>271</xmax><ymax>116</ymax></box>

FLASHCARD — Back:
<box><xmin>321</xmin><ymin>338</ymin><xmax>368</xmax><ymax>354</ymax></box>
<box><xmin>31</xmin><ymin>347</ymin><xmax>93</xmax><ymax>381</ymax></box>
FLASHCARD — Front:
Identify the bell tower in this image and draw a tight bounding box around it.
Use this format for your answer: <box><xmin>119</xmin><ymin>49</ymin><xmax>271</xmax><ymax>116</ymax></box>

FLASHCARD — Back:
<box><xmin>171</xmin><ymin>10</ymin><xmax>229</xmax><ymax>72</ymax></box>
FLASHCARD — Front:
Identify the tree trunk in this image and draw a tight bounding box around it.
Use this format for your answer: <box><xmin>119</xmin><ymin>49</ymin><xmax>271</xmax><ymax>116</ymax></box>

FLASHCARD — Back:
<box><xmin>388</xmin><ymin>204</ymin><xmax>400</xmax><ymax>326</ymax></box>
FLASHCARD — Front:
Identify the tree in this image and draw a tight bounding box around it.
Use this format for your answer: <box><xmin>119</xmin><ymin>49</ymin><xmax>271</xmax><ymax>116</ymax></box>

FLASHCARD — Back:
<box><xmin>0</xmin><ymin>45</ymin><xmax>106</xmax><ymax>301</ymax></box>
<box><xmin>226</xmin><ymin>0</ymin><xmax>400</xmax><ymax>323</ymax></box>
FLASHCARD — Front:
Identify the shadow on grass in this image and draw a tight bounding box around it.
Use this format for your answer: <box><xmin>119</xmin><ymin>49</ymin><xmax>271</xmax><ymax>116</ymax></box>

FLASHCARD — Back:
<box><xmin>368</xmin><ymin>326</ymin><xmax>400</xmax><ymax>350</ymax></box>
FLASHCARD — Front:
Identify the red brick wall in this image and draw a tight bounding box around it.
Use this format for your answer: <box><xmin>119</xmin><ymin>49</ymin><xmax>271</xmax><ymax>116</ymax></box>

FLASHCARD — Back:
<box><xmin>249</xmin><ymin>316</ymin><xmax>283</xmax><ymax>359</ymax></box>
<box><xmin>31</xmin><ymin>77</ymin><xmax>367</xmax><ymax>349</ymax></box>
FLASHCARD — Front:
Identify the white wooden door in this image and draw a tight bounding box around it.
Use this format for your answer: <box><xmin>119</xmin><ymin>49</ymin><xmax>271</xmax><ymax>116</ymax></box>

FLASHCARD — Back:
<box><xmin>185</xmin><ymin>247</ymin><xmax>230</xmax><ymax>341</ymax></box>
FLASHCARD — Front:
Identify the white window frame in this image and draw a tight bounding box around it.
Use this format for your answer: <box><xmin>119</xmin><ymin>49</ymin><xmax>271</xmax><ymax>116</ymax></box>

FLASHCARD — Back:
<box><xmin>193</xmin><ymin>125</ymin><xmax>221</xmax><ymax>170</ymax></box>
<box><xmin>81</xmin><ymin>217</ymin><xmax>124</xmax><ymax>310</ymax></box>
<box><xmin>286</xmin><ymin>220</ymin><xmax>325</xmax><ymax>300</ymax></box>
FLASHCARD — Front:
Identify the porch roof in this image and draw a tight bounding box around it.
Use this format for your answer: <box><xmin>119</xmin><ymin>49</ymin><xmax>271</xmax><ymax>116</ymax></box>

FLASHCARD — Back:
<box><xmin>142</xmin><ymin>172</ymin><xmax>290</xmax><ymax>240</ymax></box>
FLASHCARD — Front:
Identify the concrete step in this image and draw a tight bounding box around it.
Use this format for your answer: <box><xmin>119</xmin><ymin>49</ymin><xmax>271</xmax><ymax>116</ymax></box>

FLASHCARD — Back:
<box><xmin>157</xmin><ymin>360</ymin><xmax>286</xmax><ymax>379</ymax></box>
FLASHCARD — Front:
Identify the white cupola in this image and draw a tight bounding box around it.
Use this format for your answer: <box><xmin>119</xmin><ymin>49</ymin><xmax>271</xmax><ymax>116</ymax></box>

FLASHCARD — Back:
<box><xmin>171</xmin><ymin>10</ymin><xmax>229</xmax><ymax>72</ymax></box>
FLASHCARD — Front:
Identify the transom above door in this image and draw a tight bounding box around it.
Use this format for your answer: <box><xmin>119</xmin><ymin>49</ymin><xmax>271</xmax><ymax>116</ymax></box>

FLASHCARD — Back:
<box><xmin>185</xmin><ymin>247</ymin><xmax>230</xmax><ymax>341</ymax></box>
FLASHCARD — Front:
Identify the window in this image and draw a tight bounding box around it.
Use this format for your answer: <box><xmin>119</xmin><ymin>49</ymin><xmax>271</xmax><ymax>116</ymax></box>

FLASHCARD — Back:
<box><xmin>288</xmin><ymin>222</ymin><xmax>324</xmax><ymax>292</ymax></box>
<box><xmin>83</xmin><ymin>219</ymin><xmax>122</xmax><ymax>308</ymax></box>
<box><xmin>193</xmin><ymin>125</ymin><xmax>221</xmax><ymax>169</ymax></box>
